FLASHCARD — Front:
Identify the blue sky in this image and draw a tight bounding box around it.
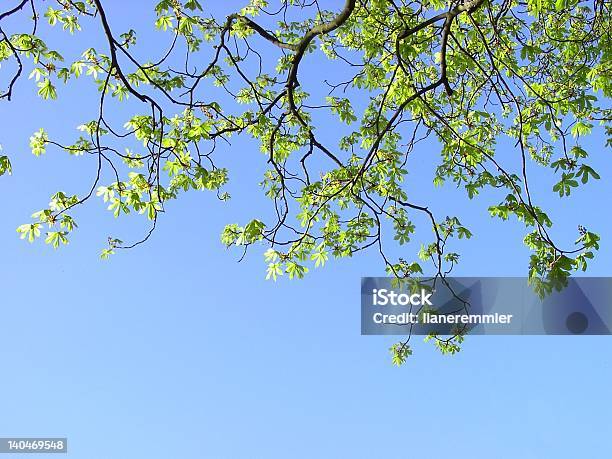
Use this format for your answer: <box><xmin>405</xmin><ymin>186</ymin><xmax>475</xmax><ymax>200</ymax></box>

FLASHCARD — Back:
<box><xmin>0</xmin><ymin>1</ymin><xmax>611</xmax><ymax>458</ymax></box>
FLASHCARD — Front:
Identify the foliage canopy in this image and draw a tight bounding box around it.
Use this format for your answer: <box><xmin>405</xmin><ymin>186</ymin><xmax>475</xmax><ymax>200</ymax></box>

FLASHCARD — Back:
<box><xmin>1</xmin><ymin>0</ymin><xmax>610</xmax><ymax>359</ymax></box>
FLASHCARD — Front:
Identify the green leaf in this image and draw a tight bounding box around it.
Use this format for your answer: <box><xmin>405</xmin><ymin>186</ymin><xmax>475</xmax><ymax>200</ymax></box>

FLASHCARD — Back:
<box><xmin>311</xmin><ymin>250</ymin><xmax>329</xmax><ymax>268</ymax></box>
<box><xmin>45</xmin><ymin>231</ymin><xmax>69</xmax><ymax>248</ymax></box>
<box><xmin>0</xmin><ymin>155</ymin><xmax>12</xmax><ymax>176</ymax></box>
<box><xmin>577</xmin><ymin>165</ymin><xmax>600</xmax><ymax>184</ymax></box>
<box><xmin>266</xmin><ymin>262</ymin><xmax>283</xmax><ymax>281</ymax></box>
<box><xmin>17</xmin><ymin>223</ymin><xmax>41</xmax><ymax>243</ymax></box>
<box><xmin>37</xmin><ymin>78</ymin><xmax>57</xmax><ymax>100</ymax></box>
<box><xmin>29</xmin><ymin>128</ymin><xmax>49</xmax><ymax>156</ymax></box>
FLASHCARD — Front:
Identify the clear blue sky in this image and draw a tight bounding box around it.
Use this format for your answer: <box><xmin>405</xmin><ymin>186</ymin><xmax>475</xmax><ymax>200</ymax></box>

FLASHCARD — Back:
<box><xmin>0</xmin><ymin>2</ymin><xmax>610</xmax><ymax>458</ymax></box>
